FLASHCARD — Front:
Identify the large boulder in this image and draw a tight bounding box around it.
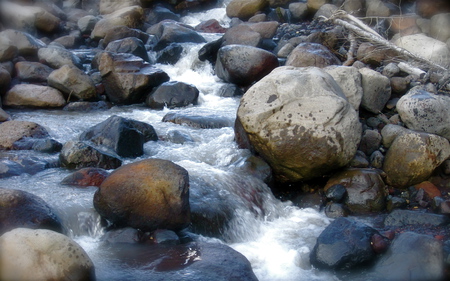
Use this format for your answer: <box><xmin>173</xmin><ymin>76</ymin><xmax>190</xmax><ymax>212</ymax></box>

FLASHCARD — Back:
<box><xmin>91</xmin><ymin>6</ymin><xmax>144</xmax><ymax>40</ymax></box>
<box><xmin>324</xmin><ymin>66</ymin><xmax>363</xmax><ymax>111</ymax></box>
<box><xmin>3</xmin><ymin>84</ymin><xmax>66</xmax><ymax>108</ymax></box>
<box><xmin>146</xmin><ymin>20</ymin><xmax>206</xmax><ymax>51</ymax></box>
<box><xmin>286</xmin><ymin>43</ymin><xmax>341</xmax><ymax>68</ymax></box>
<box><xmin>370</xmin><ymin>232</ymin><xmax>444</xmax><ymax>281</ymax></box>
<box><xmin>221</xmin><ymin>24</ymin><xmax>262</xmax><ymax>48</ymax></box>
<box><xmin>79</xmin><ymin>115</ymin><xmax>157</xmax><ymax>158</ymax></box>
<box><xmin>394</xmin><ymin>33</ymin><xmax>450</xmax><ymax>68</ymax></box>
<box><xmin>97</xmin><ymin>52</ymin><xmax>169</xmax><ymax>104</ymax></box>
<box><xmin>0</xmin><ymin>120</ymin><xmax>50</xmax><ymax>150</ymax></box>
<box><xmin>146</xmin><ymin>81</ymin><xmax>199</xmax><ymax>109</ymax></box>
<box><xmin>324</xmin><ymin>168</ymin><xmax>386</xmax><ymax>214</ymax></box>
<box><xmin>396</xmin><ymin>86</ymin><xmax>450</xmax><ymax>141</ymax></box>
<box><xmin>215</xmin><ymin>44</ymin><xmax>279</xmax><ymax>86</ymax></box>
<box><xmin>226</xmin><ymin>0</ymin><xmax>269</xmax><ymax>20</ymax></box>
<box><xmin>93</xmin><ymin>159</ymin><xmax>190</xmax><ymax>231</ymax></box>
<box><xmin>0</xmin><ymin>228</ymin><xmax>95</xmax><ymax>281</ymax></box>
<box><xmin>0</xmin><ymin>188</ymin><xmax>62</xmax><ymax>235</ymax></box>
<box><xmin>48</xmin><ymin>65</ymin><xmax>97</xmax><ymax>101</ymax></box>
<box><xmin>15</xmin><ymin>61</ymin><xmax>54</xmax><ymax>83</ymax></box>
<box><xmin>38</xmin><ymin>47</ymin><xmax>82</xmax><ymax>69</ymax></box>
<box><xmin>310</xmin><ymin>217</ymin><xmax>378</xmax><ymax>270</ymax></box>
<box><xmin>236</xmin><ymin>66</ymin><xmax>362</xmax><ymax>182</ymax></box>
<box><xmin>59</xmin><ymin>140</ymin><xmax>123</xmax><ymax>170</ymax></box>
<box><xmin>359</xmin><ymin>67</ymin><xmax>391</xmax><ymax>113</ymax></box>
<box><xmin>382</xmin><ymin>125</ymin><xmax>450</xmax><ymax>188</ymax></box>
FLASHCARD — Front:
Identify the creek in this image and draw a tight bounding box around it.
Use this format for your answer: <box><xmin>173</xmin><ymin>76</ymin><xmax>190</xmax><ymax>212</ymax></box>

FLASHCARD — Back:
<box><xmin>0</xmin><ymin>1</ymin><xmax>341</xmax><ymax>280</ymax></box>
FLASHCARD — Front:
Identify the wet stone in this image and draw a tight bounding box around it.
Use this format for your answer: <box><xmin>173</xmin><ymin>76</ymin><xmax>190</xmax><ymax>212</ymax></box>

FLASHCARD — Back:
<box><xmin>325</xmin><ymin>184</ymin><xmax>347</xmax><ymax>202</ymax></box>
<box><xmin>386</xmin><ymin>196</ymin><xmax>408</xmax><ymax>212</ymax></box>
<box><xmin>384</xmin><ymin>209</ymin><xmax>450</xmax><ymax>227</ymax></box>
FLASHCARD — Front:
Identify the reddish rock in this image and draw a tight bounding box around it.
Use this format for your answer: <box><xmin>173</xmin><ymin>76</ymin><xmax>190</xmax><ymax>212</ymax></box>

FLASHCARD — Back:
<box><xmin>371</xmin><ymin>233</ymin><xmax>389</xmax><ymax>254</ymax></box>
<box><xmin>61</xmin><ymin>168</ymin><xmax>109</xmax><ymax>187</ymax></box>
<box><xmin>414</xmin><ymin>181</ymin><xmax>441</xmax><ymax>199</ymax></box>
<box><xmin>195</xmin><ymin>19</ymin><xmax>227</xmax><ymax>33</ymax></box>
<box><xmin>416</xmin><ymin>0</ymin><xmax>450</xmax><ymax>18</ymax></box>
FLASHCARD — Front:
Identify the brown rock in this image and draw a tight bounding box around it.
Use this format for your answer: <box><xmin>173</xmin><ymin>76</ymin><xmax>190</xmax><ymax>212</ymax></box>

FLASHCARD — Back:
<box><xmin>15</xmin><ymin>61</ymin><xmax>54</xmax><ymax>83</ymax></box>
<box><xmin>413</xmin><ymin>181</ymin><xmax>441</xmax><ymax>199</ymax></box>
<box><xmin>61</xmin><ymin>168</ymin><xmax>109</xmax><ymax>187</ymax></box>
<box><xmin>3</xmin><ymin>84</ymin><xmax>66</xmax><ymax>108</ymax></box>
<box><xmin>286</xmin><ymin>43</ymin><xmax>341</xmax><ymax>68</ymax></box>
<box><xmin>94</xmin><ymin>159</ymin><xmax>190</xmax><ymax>231</ymax></box>
<box><xmin>226</xmin><ymin>0</ymin><xmax>269</xmax><ymax>20</ymax></box>
<box><xmin>416</xmin><ymin>0</ymin><xmax>450</xmax><ymax>18</ymax></box>
<box><xmin>0</xmin><ymin>120</ymin><xmax>49</xmax><ymax>150</ymax></box>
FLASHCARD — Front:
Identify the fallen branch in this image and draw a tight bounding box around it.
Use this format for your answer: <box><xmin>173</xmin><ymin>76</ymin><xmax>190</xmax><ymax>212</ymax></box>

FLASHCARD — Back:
<box><xmin>343</xmin><ymin>33</ymin><xmax>357</xmax><ymax>66</ymax></box>
<box><xmin>398</xmin><ymin>62</ymin><xmax>426</xmax><ymax>78</ymax></box>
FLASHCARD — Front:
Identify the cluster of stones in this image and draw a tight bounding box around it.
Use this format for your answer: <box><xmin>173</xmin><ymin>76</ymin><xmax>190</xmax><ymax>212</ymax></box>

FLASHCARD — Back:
<box><xmin>1</xmin><ymin>0</ymin><xmax>450</xmax><ymax>280</ymax></box>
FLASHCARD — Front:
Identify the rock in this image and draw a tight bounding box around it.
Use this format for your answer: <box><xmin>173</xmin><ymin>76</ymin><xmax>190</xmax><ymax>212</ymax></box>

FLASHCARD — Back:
<box><xmin>222</xmin><ymin>24</ymin><xmax>262</xmax><ymax>48</ymax></box>
<box><xmin>195</xmin><ymin>19</ymin><xmax>227</xmax><ymax>33</ymax></box>
<box><xmin>61</xmin><ymin>167</ymin><xmax>109</xmax><ymax>187</ymax></box>
<box><xmin>144</xmin><ymin>4</ymin><xmax>181</xmax><ymax>26</ymax></box>
<box><xmin>370</xmin><ymin>232</ymin><xmax>444</xmax><ymax>281</ymax></box>
<box><xmin>359</xmin><ymin>67</ymin><xmax>391</xmax><ymax>113</ymax></box>
<box><xmin>105</xmin><ymin>37</ymin><xmax>150</xmax><ymax>62</ymax></box>
<box><xmin>356</xmin><ymin>42</ymin><xmax>398</xmax><ymax>66</ymax></box>
<box><xmin>0</xmin><ymin>29</ymin><xmax>46</xmax><ymax>58</ymax></box>
<box><xmin>79</xmin><ymin>115</ymin><xmax>156</xmax><ymax>158</ymax></box>
<box><xmin>324</xmin><ymin>66</ymin><xmax>363</xmax><ymax>111</ymax></box>
<box><xmin>325</xmin><ymin>184</ymin><xmax>347</xmax><ymax>202</ymax></box>
<box><xmin>102</xmin><ymin>227</ymin><xmax>142</xmax><ymax>244</ymax></box>
<box><xmin>0</xmin><ymin>120</ymin><xmax>49</xmax><ymax>150</ymax></box>
<box><xmin>102</xmin><ymin>25</ymin><xmax>150</xmax><ymax>48</ymax></box>
<box><xmin>384</xmin><ymin>209</ymin><xmax>450</xmax><ymax>227</ymax></box>
<box><xmin>314</xmin><ymin>4</ymin><xmax>338</xmax><ymax>18</ymax></box>
<box><xmin>390</xmin><ymin>76</ymin><xmax>409</xmax><ymax>94</ymax></box>
<box><xmin>396</xmin><ymin>86</ymin><xmax>450</xmax><ymax>141</ymax></box>
<box><xmin>218</xmin><ymin>83</ymin><xmax>243</xmax><ymax>97</ymax></box>
<box><xmin>307</xmin><ymin>0</ymin><xmax>330</xmax><ymax>11</ymax></box>
<box><xmin>325</xmin><ymin>168</ymin><xmax>386</xmax><ymax>214</ymax></box>
<box><xmin>382</xmin><ymin>62</ymin><xmax>400</xmax><ymax>77</ymax></box>
<box><xmin>0</xmin><ymin>2</ymin><xmax>60</xmax><ymax>34</ymax></box>
<box><xmin>286</xmin><ymin>43</ymin><xmax>341</xmax><ymax>68</ymax></box>
<box><xmin>0</xmin><ymin>36</ymin><xmax>17</xmax><ymax>62</ymax></box>
<box><xmin>48</xmin><ymin>65</ymin><xmax>97</xmax><ymax>101</ymax></box>
<box><xmin>236</xmin><ymin>66</ymin><xmax>361</xmax><ymax>182</ymax></box>
<box><xmin>60</xmin><ymin>140</ymin><xmax>122</xmax><ymax>170</ymax></box>
<box><xmin>153</xmin><ymin>229</ymin><xmax>180</xmax><ymax>245</ymax></box>
<box><xmin>91</xmin><ymin>6</ymin><xmax>144</xmax><ymax>40</ymax></box>
<box><xmin>0</xmin><ymin>65</ymin><xmax>11</xmax><ymax>95</ymax></box>
<box><xmin>166</xmin><ymin>130</ymin><xmax>194</xmax><ymax>144</ymax></box>
<box><xmin>163</xmin><ymin>112</ymin><xmax>233</xmax><ymax>129</ymax></box>
<box><xmin>146</xmin><ymin>81</ymin><xmax>199</xmax><ymax>109</ymax></box>
<box><xmin>94</xmin><ymin>159</ymin><xmax>190</xmax><ymax>231</ymax></box>
<box><xmin>365</xmin><ymin>0</ymin><xmax>394</xmax><ymax>17</ymax></box>
<box><xmin>99</xmin><ymin>0</ymin><xmax>141</xmax><ymax>15</ymax></box>
<box><xmin>226</xmin><ymin>0</ymin><xmax>268</xmax><ymax>20</ymax></box>
<box><xmin>289</xmin><ymin>2</ymin><xmax>309</xmax><ymax>21</ymax></box>
<box><xmin>97</xmin><ymin>52</ymin><xmax>169</xmax><ymax>104</ymax></box>
<box><xmin>389</xmin><ymin>15</ymin><xmax>419</xmax><ymax>34</ymax></box>
<box><xmin>394</xmin><ymin>33</ymin><xmax>450</xmax><ymax>68</ymax></box>
<box><xmin>414</xmin><ymin>181</ymin><xmax>442</xmax><ymax>199</ymax></box>
<box><xmin>244</xmin><ymin>21</ymin><xmax>280</xmax><ymax>40</ymax></box>
<box><xmin>15</xmin><ymin>61</ymin><xmax>54</xmax><ymax>83</ymax></box>
<box><xmin>147</xmin><ymin>20</ymin><xmax>206</xmax><ymax>51</ymax></box>
<box><xmin>386</xmin><ymin>196</ymin><xmax>408</xmax><ymax>212</ymax></box>
<box><xmin>0</xmin><ymin>188</ymin><xmax>62</xmax><ymax>235</ymax></box>
<box><xmin>215</xmin><ymin>44</ymin><xmax>279</xmax><ymax>86</ymax></box>
<box><xmin>416</xmin><ymin>0</ymin><xmax>450</xmax><ymax>18</ymax></box>
<box><xmin>343</xmin><ymin>0</ymin><xmax>365</xmax><ymax>17</ymax></box>
<box><xmin>38</xmin><ymin>47</ymin><xmax>82</xmax><ymax>69</ymax></box>
<box><xmin>0</xmin><ymin>157</ymin><xmax>53</xmax><ymax>178</ymax></box>
<box><xmin>0</xmin><ymin>109</ymin><xmax>9</xmax><ymax>122</ymax></box>
<box><xmin>324</xmin><ymin>202</ymin><xmax>349</xmax><ymax>218</ymax></box>
<box><xmin>349</xmin><ymin>150</ymin><xmax>369</xmax><ymax>168</ymax></box>
<box><xmin>0</xmin><ymin>228</ymin><xmax>95</xmax><ymax>281</ymax></box>
<box><xmin>3</xmin><ymin>84</ymin><xmax>66</xmax><ymax>109</ymax></box>
<box><xmin>63</xmin><ymin>101</ymin><xmax>112</xmax><ymax>111</ymax></box>
<box><xmin>78</xmin><ymin>15</ymin><xmax>99</xmax><ymax>34</ymax></box>
<box><xmin>382</xmin><ymin>125</ymin><xmax>450</xmax><ymax>188</ymax></box>
<box><xmin>310</xmin><ymin>217</ymin><xmax>378</xmax><ymax>270</ymax></box>
<box><xmin>358</xmin><ymin>129</ymin><xmax>382</xmax><ymax>156</ymax></box>
<box><xmin>156</xmin><ymin>43</ymin><xmax>183</xmax><ymax>64</ymax></box>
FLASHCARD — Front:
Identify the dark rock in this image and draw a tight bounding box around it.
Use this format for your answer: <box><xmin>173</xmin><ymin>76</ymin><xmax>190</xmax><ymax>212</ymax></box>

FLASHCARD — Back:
<box><xmin>0</xmin><ymin>29</ymin><xmax>46</xmax><ymax>58</ymax></box>
<box><xmin>0</xmin><ymin>66</ymin><xmax>11</xmax><ymax>95</ymax></box>
<box><xmin>103</xmin><ymin>227</ymin><xmax>142</xmax><ymax>244</ymax></box>
<box><xmin>79</xmin><ymin>115</ymin><xmax>156</xmax><ymax>158</ymax></box>
<box><xmin>14</xmin><ymin>61</ymin><xmax>54</xmax><ymax>83</ymax></box>
<box><xmin>370</xmin><ymin>232</ymin><xmax>444</xmax><ymax>280</ymax></box>
<box><xmin>162</xmin><ymin>112</ymin><xmax>233</xmax><ymax>129</ymax></box>
<box><xmin>153</xmin><ymin>229</ymin><xmax>180</xmax><ymax>245</ymax></box>
<box><xmin>0</xmin><ymin>157</ymin><xmax>53</xmax><ymax>179</ymax></box>
<box><xmin>63</xmin><ymin>101</ymin><xmax>113</xmax><ymax>112</ymax></box>
<box><xmin>61</xmin><ymin>167</ymin><xmax>109</xmax><ymax>187</ymax></box>
<box><xmin>325</xmin><ymin>184</ymin><xmax>347</xmax><ymax>202</ymax></box>
<box><xmin>416</xmin><ymin>0</ymin><xmax>450</xmax><ymax>18</ymax></box>
<box><xmin>146</xmin><ymin>81</ymin><xmax>199</xmax><ymax>110</ymax></box>
<box><xmin>349</xmin><ymin>150</ymin><xmax>370</xmax><ymax>168</ymax></box>
<box><xmin>31</xmin><ymin>138</ymin><xmax>63</xmax><ymax>153</ymax></box>
<box><xmin>310</xmin><ymin>217</ymin><xmax>378</xmax><ymax>270</ymax></box>
<box><xmin>198</xmin><ymin>37</ymin><xmax>223</xmax><ymax>63</ymax></box>
<box><xmin>156</xmin><ymin>43</ymin><xmax>183</xmax><ymax>64</ymax></box>
<box><xmin>358</xmin><ymin>129</ymin><xmax>382</xmax><ymax>156</ymax></box>
<box><xmin>0</xmin><ymin>120</ymin><xmax>50</xmax><ymax>150</ymax></box>
<box><xmin>0</xmin><ymin>188</ymin><xmax>62</xmax><ymax>236</ymax></box>
<box><xmin>390</xmin><ymin>76</ymin><xmax>409</xmax><ymax>94</ymax></box>
<box><xmin>218</xmin><ymin>83</ymin><xmax>243</xmax><ymax>97</ymax></box>
<box><xmin>384</xmin><ymin>209</ymin><xmax>450</xmax><ymax>227</ymax></box>
<box><xmin>147</xmin><ymin>20</ymin><xmax>206</xmax><ymax>51</ymax></box>
<box><xmin>144</xmin><ymin>5</ymin><xmax>180</xmax><ymax>26</ymax></box>
<box><xmin>369</xmin><ymin>150</ymin><xmax>384</xmax><ymax>169</ymax></box>
<box><xmin>59</xmin><ymin>140</ymin><xmax>123</xmax><ymax>170</ymax></box>
<box><xmin>166</xmin><ymin>130</ymin><xmax>194</xmax><ymax>144</ymax></box>
<box><xmin>94</xmin><ymin>159</ymin><xmax>190</xmax><ymax>231</ymax></box>
<box><xmin>324</xmin><ymin>202</ymin><xmax>349</xmax><ymax>218</ymax></box>
<box><xmin>286</xmin><ymin>42</ymin><xmax>341</xmax><ymax>67</ymax></box>
<box><xmin>105</xmin><ymin>37</ymin><xmax>150</xmax><ymax>62</ymax></box>
<box><xmin>371</xmin><ymin>233</ymin><xmax>390</xmax><ymax>254</ymax></box>
<box><xmin>386</xmin><ymin>196</ymin><xmax>408</xmax><ymax>212</ymax></box>
<box><xmin>215</xmin><ymin>44</ymin><xmax>279</xmax><ymax>86</ymax></box>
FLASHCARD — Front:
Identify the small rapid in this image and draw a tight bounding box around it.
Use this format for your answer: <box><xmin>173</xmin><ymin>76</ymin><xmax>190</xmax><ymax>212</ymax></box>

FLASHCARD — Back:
<box><xmin>0</xmin><ymin>3</ymin><xmax>340</xmax><ymax>280</ymax></box>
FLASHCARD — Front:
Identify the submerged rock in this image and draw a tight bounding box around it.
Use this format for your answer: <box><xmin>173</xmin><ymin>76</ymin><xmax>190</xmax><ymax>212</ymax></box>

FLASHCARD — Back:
<box><xmin>0</xmin><ymin>188</ymin><xmax>62</xmax><ymax>235</ymax></box>
<box><xmin>163</xmin><ymin>112</ymin><xmax>233</xmax><ymax>129</ymax></box>
<box><xmin>236</xmin><ymin>66</ymin><xmax>361</xmax><ymax>182</ymax></box>
<box><xmin>0</xmin><ymin>228</ymin><xmax>95</xmax><ymax>281</ymax></box>
<box><xmin>94</xmin><ymin>159</ymin><xmax>190</xmax><ymax>231</ymax></box>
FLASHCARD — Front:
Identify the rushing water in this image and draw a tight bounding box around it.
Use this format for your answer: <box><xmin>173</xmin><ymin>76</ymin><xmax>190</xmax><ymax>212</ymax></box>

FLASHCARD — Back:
<box><xmin>0</xmin><ymin>2</ymin><xmax>341</xmax><ymax>280</ymax></box>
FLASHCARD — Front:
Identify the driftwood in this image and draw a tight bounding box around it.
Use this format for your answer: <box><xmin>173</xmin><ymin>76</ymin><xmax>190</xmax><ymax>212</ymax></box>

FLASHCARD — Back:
<box><xmin>321</xmin><ymin>10</ymin><xmax>448</xmax><ymax>74</ymax></box>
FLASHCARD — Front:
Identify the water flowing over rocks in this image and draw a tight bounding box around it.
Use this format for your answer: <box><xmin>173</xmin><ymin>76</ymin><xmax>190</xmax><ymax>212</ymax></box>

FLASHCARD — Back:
<box><xmin>0</xmin><ymin>228</ymin><xmax>96</xmax><ymax>281</ymax></box>
<box><xmin>94</xmin><ymin>159</ymin><xmax>190</xmax><ymax>231</ymax></box>
<box><xmin>236</xmin><ymin>66</ymin><xmax>361</xmax><ymax>182</ymax></box>
<box><xmin>0</xmin><ymin>188</ymin><xmax>62</xmax><ymax>235</ymax></box>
